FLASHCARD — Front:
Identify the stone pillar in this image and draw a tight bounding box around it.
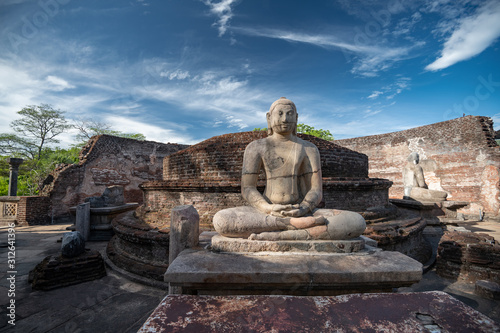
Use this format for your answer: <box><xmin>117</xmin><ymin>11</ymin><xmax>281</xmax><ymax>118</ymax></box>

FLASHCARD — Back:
<box><xmin>7</xmin><ymin>158</ymin><xmax>23</xmax><ymax>196</ymax></box>
<box><xmin>169</xmin><ymin>205</ymin><xmax>199</xmax><ymax>264</ymax></box>
<box><xmin>76</xmin><ymin>202</ymin><xmax>91</xmax><ymax>241</ymax></box>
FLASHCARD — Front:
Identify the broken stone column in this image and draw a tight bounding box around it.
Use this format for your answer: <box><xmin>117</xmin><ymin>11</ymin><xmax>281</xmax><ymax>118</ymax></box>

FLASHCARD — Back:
<box><xmin>76</xmin><ymin>202</ymin><xmax>91</xmax><ymax>241</ymax></box>
<box><xmin>169</xmin><ymin>205</ymin><xmax>199</xmax><ymax>264</ymax></box>
<box><xmin>7</xmin><ymin>158</ymin><xmax>23</xmax><ymax>196</ymax></box>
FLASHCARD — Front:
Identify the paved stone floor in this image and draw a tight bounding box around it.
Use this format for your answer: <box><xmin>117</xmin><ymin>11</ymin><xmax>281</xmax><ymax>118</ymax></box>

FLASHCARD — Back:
<box><xmin>0</xmin><ymin>220</ymin><xmax>499</xmax><ymax>332</ymax></box>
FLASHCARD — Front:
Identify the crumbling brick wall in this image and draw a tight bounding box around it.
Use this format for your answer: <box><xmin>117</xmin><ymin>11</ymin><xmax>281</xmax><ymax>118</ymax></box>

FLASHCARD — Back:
<box><xmin>337</xmin><ymin>116</ymin><xmax>500</xmax><ymax>217</ymax></box>
<box><xmin>17</xmin><ymin>196</ymin><xmax>51</xmax><ymax>225</ymax></box>
<box><xmin>40</xmin><ymin>135</ymin><xmax>188</xmax><ymax>222</ymax></box>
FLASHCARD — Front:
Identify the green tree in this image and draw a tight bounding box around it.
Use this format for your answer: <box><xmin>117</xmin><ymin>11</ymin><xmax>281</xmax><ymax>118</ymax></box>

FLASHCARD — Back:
<box><xmin>253</xmin><ymin>123</ymin><xmax>334</xmax><ymax>141</ymax></box>
<box><xmin>296</xmin><ymin>124</ymin><xmax>334</xmax><ymax>141</ymax></box>
<box><xmin>0</xmin><ymin>147</ymin><xmax>80</xmax><ymax>196</ymax></box>
<box><xmin>0</xmin><ymin>104</ymin><xmax>73</xmax><ymax>195</ymax></box>
<box><xmin>9</xmin><ymin>104</ymin><xmax>71</xmax><ymax>160</ymax></box>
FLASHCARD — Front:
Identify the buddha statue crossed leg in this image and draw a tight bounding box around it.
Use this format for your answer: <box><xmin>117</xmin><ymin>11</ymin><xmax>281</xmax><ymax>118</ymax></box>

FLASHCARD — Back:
<box><xmin>213</xmin><ymin>97</ymin><xmax>366</xmax><ymax>241</ymax></box>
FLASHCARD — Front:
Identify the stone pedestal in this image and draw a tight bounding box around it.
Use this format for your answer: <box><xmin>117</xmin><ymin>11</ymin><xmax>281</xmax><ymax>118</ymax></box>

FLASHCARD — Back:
<box><xmin>211</xmin><ymin>235</ymin><xmax>365</xmax><ymax>253</ymax></box>
<box><xmin>165</xmin><ymin>246</ymin><xmax>422</xmax><ymax>296</ymax></box>
<box><xmin>139</xmin><ymin>292</ymin><xmax>500</xmax><ymax>332</ymax></box>
<box><xmin>71</xmin><ymin>203</ymin><xmax>139</xmax><ymax>241</ymax></box>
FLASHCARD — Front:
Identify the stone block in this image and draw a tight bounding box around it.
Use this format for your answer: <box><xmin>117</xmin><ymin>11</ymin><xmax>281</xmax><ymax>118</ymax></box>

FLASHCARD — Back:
<box><xmin>61</xmin><ymin>231</ymin><xmax>85</xmax><ymax>258</ymax></box>
<box><xmin>211</xmin><ymin>235</ymin><xmax>365</xmax><ymax>253</ymax></box>
<box><xmin>165</xmin><ymin>248</ymin><xmax>422</xmax><ymax>295</ymax></box>
<box><xmin>138</xmin><ymin>292</ymin><xmax>500</xmax><ymax>332</ymax></box>
<box><xmin>475</xmin><ymin>280</ymin><xmax>500</xmax><ymax>300</ymax></box>
<box><xmin>169</xmin><ymin>205</ymin><xmax>199</xmax><ymax>264</ymax></box>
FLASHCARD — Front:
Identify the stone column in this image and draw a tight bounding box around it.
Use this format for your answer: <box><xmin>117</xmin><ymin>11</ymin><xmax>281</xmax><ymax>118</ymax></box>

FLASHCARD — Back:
<box><xmin>76</xmin><ymin>202</ymin><xmax>91</xmax><ymax>241</ymax></box>
<box><xmin>169</xmin><ymin>205</ymin><xmax>199</xmax><ymax>265</ymax></box>
<box><xmin>168</xmin><ymin>205</ymin><xmax>199</xmax><ymax>295</ymax></box>
<box><xmin>7</xmin><ymin>158</ymin><xmax>23</xmax><ymax>196</ymax></box>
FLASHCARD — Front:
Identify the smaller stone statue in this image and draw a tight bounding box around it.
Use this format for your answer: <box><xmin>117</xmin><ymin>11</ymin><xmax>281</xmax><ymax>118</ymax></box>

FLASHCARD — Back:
<box><xmin>403</xmin><ymin>152</ymin><xmax>447</xmax><ymax>202</ymax></box>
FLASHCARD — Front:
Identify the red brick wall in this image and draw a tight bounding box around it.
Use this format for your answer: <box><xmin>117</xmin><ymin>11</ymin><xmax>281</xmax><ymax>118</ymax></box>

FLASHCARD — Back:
<box><xmin>17</xmin><ymin>196</ymin><xmax>51</xmax><ymax>225</ymax></box>
<box><xmin>337</xmin><ymin>116</ymin><xmax>500</xmax><ymax>216</ymax></box>
<box><xmin>140</xmin><ymin>178</ymin><xmax>392</xmax><ymax>229</ymax></box>
<box><xmin>40</xmin><ymin>135</ymin><xmax>188</xmax><ymax>221</ymax></box>
<box><xmin>163</xmin><ymin>132</ymin><xmax>368</xmax><ymax>183</ymax></box>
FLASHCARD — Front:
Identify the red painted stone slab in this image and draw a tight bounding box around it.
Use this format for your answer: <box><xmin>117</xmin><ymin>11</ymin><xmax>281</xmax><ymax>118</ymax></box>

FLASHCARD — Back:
<box><xmin>139</xmin><ymin>291</ymin><xmax>500</xmax><ymax>332</ymax></box>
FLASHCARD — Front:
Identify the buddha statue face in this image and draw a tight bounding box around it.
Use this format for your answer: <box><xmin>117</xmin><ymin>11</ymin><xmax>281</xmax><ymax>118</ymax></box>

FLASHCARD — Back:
<box><xmin>266</xmin><ymin>97</ymin><xmax>298</xmax><ymax>136</ymax></box>
<box><xmin>408</xmin><ymin>152</ymin><xmax>420</xmax><ymax>165</ymax></box>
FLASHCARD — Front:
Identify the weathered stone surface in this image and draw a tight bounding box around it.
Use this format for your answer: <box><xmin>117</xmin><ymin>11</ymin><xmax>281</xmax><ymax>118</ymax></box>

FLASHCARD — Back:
<box><xmin>39</xmin><ymin>135</ymin><xmax>188</xmax><ymax>222</ymax></box>
<box><xmin>61</xmin><ymin>231</ymin><xmax>85</xmax><ymax>258</ymax></box>
<box><xmin>338</xmin><ymin>116</ymin><xmax>500</xmax><ymax>217</ymax></box>
<box><xmin>107</xmin><ymin>211</ymin><xmax>170</xmax><ymax>281</ymax></box>
<box><xmin>28</xmin><ymin>250</ymin><xmax>106</xmax><ymax>291</ymax></box>
<box><xmin>165</xmin><ymin>248</ymin><xmax>422</xmax><ymax>295</ymax></box>
<box><xmin>139</xmin><ymin>291</ymin><xmax>500</xmax><ymax>332</ymax></box>
<box><xmin>475</xmin><ymin>280</ymin><xmax>500</xmax><ymax>300</ymax></box>
<box><xmin>211</xmin><ymin>234</ymin><xmax>365</xmax><ymax>253</ymax></box>
<box><xmin>169</xmin><ymin>205</ymin><xmax>199</xmax><ymax>264</ymax></box>
<box><xmin>85</xmin><ymin>185</ymin><xmax>125</xmax><ymax>208</ymax></box>
<box><xmin>76</xmin><ymin>202</ymin><xmax>90</xmax><ymax>241</ymax></box>
<box><xmin>364</xmin><ymin>217</ymin><xmax>432</xmax><ymax>263</ymax></box>
<box><xmin>436</xmin><ymin>231</ymin><xmax>500</xmax><ymax>283</ymax></box>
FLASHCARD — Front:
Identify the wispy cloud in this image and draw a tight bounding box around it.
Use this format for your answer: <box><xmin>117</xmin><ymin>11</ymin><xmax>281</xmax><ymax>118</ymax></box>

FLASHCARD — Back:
<box><xmin>367</xmin><ymin>91</ymin><xmax>383</xmax><ymax>99</ymax></box>
<box><xmin>366</xmin><ymin>77</ymin><xmax>411</xmax><ymax>100</ymax></box>
<box><xmin>46</xmin><ymin>75</ymin><xmax>75</xmax><ymax>91</ymax></box>
<box><xmin>203</xmin><ymin>0</ymin><xmax>238</xmax><ymax>37</ymax></box>
<box><xmin>233</xmin><ymin>26</ymin><xmax>423</xmax><ymax>77</ymax></box>
<box><xmin>426</xmin><ymin>0</ymin><xmax>500</xmax><ymax>71</ymax></box>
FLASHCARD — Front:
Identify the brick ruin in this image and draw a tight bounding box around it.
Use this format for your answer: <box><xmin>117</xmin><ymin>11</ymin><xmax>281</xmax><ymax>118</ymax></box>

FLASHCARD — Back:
<box><xmin>140</xmin><ymin>131</ymin><xmax>392</xmax><ymax>229</ymax></box>
<box><xmin>337</xmin><ymin>116</ymin><xmax>500</xmax><ymax>218</ymax></box>
<box><xmin>39</xmin><ymin>135</ymin><xmax>188</xmax><ymax>222</ymax></box>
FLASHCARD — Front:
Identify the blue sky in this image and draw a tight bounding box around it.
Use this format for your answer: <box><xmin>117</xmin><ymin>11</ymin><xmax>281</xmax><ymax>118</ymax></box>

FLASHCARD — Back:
<box><xmin>1</xmin><ymin>0</ymin><xmax>499</xmax><ymax>146</ymax></box>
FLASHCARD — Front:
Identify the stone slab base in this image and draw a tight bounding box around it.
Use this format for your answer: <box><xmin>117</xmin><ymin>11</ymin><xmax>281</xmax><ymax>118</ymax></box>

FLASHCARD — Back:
<box><xmin>211</xmin><ymin>234</ymin><xmax>365</xmax><ymax>253</ymax></box>
<box><xmin>138</xmin><ymin>291</ymin><xmax>499</xmax><ymax>332</ymax></box>
<box><xmin>28</xmin><ymin>250</ymin><xmax>106</xmax><ymax>291</ymax></box>
<box><xmin>165</xmin><ymin>249</ymin><xmax>422</xmax><ymax>295</ymax></box>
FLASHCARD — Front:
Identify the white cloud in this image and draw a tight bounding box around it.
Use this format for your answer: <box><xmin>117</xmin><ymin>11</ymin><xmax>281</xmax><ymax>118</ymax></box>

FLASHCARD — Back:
<box><xmin>46</xmin><ymin>75</ymin><xmax>75</xmax><ymax>91</ymax></box>
<box><xmin>104</xmin><ymin>115</ymin><xmax>197</xmax><ymax>144</ymax></box>
<box><xmin>203</xmin><ymin>0</ymin><xmax>238</xmax><ymax>37</ymax></box>
<box><xmin>426</xmin><ymin>1</ymin><xmax>500</xmax><ymax>71</ymax></box>
<box><xmin>367</xmin><ymin>91</ymin><xmax>383</xmax><ymax>99</ymax></box>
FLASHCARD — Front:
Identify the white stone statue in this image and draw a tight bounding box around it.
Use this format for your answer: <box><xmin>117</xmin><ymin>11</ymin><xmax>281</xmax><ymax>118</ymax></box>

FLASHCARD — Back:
<box><xmin>403</xmin><ymin>152</ymin><xmax>447</xmax><ymax>201</ymax></box>
<box><xmin>213</xmin><ymin>97</ymin><xmax>366</xmax><ymax>241</ymax></box>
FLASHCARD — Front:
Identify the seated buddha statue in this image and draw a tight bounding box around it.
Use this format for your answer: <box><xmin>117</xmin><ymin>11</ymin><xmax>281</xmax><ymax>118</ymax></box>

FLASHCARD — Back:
<box><xmin>403</xmin><ymin>152</ymin><xmax>448</xmax><ymax>202</ymax></box>
<box><xmin>213</xmin><ymin>97</ymin><xmax>366</xmax><ymax>241</ymax></box>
